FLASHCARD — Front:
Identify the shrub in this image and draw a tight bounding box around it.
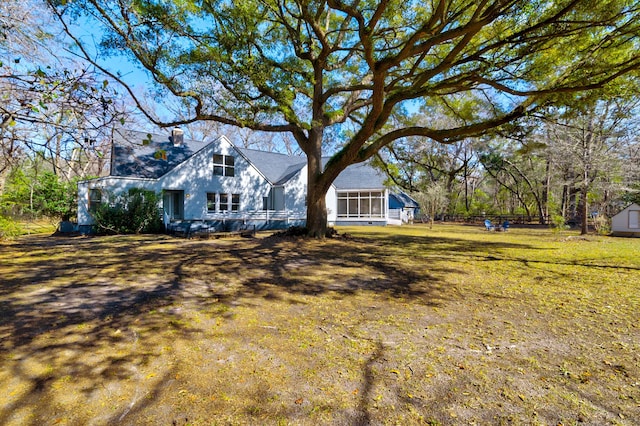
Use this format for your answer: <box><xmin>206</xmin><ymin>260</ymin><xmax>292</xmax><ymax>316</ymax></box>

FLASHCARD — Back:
<box><xmin>550</xmin><ymin>214</ymin><xmax>569</xmax><ymax>233</ymax></box>
<box><xmin>592</xmin><ymin>215</ymin><xmax>611</xmax><ymax>235</ymax></box>
<box><xmin>91</xmin><ymin>189</ymin><xmax>163</xmax><ymax>234</ymax></box>
<box><xmin>0</xmin><ymin>169</ymin><xmax>78</xmax><ymax>220</ymax></box>
<box><xmin>0</xmin><ymin>216</ymin><xmax>22</xmax><ymax>240</ymax></box>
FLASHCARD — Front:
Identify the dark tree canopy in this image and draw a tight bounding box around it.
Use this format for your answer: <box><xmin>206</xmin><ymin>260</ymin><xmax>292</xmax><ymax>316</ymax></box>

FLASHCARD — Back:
<box><xmin>50</xmin><ymin>0</ymin><xmax>640</xmax><ymax>236</ymax></box>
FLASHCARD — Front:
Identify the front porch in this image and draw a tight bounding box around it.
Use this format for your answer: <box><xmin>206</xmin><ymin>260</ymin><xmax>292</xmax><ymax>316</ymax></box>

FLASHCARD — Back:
<box><xmin>164</xmin><ymin>210</ymin><xmax>307</xmax><ymax>237</ymax></box>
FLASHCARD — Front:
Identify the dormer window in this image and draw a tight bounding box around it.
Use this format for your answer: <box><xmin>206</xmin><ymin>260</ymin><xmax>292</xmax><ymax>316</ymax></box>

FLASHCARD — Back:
<box><xmin>213</xmin><ymin>154</ymin><xmax>235</xmax><ymax>177</ymax></box>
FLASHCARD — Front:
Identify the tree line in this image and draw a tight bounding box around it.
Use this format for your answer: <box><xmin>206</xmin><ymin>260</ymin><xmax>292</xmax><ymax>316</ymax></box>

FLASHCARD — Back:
<box><xmin>378</xmin><ymin>99</ymin><xmax>640</xmax><ymax>233</ymax></box>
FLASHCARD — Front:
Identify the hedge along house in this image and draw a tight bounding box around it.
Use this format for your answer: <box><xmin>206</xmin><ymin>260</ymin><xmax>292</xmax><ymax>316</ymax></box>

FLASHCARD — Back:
<box><xmin>77</xmin><ymin>129</ymin><xmax>417</xmax><ymax>233</ymax></box>
<box><xmin>611</xmin><ymin>203</ymin><xmax>640</xmax><ymax>237</ymax></box>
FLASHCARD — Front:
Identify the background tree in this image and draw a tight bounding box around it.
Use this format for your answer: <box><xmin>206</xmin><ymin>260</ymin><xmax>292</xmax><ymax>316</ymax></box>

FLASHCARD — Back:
<box><xmin>478</xmin><ymin>136</ymin><xmax>549</xmax><ymax>223</ymax></box>
<box><xmin>1</xmin><ymin>0</ymin><xmax>134</xmax><ymax>173</ymax></box>
<box><xmin>49</xmin><ymin>0</ymin><xmax>640</xmax><ymax>236</ymax></box>
<box><xmin>620</xmin><ymin>139</ymin><xmax>640</xmax><ymax>205</ymax></box>
<box><xmin>544</xmin><ymin>97</ymin><xmax>639</xmax><ymax>234</ymax></box>
<box><xmin>0</xmin><ymin>155</ymin><xmax>79</xmax><ymax>221</ymax></box>
<box><xmin>412</xmin><ymin>182</ymin><xmax>448</xmax><ymax>229</ymax></box>
<box><xmin>375</xmin><ymin>135</ymin><xmax>479</xmax><ymax>215</ymax></box>
<box><xmin>1</xmin><ymin>0</ymin><xmax>135</xmax><ymax>235</ymax></box>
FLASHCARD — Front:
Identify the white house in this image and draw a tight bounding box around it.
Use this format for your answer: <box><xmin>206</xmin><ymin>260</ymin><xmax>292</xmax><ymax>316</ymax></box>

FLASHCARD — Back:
<box><xmin>77</xmin><ymin>128</ymin><xmax>417</xmax><ymax>233</ymax></box>
<box><xmin>611</xmin><ymin>203</ymin><xmax>640</xmax><ymax>237</ymax></box>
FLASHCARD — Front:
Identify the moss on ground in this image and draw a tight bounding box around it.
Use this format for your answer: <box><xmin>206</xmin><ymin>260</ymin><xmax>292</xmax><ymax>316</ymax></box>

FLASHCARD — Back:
<box><xmin>0</xmin><ymin>225</ymin><xmax>638</xmax><ymax>425</ymax></box>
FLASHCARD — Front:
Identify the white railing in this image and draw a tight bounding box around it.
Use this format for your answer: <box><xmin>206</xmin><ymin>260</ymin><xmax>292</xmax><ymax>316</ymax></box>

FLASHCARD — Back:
<box><xmin>203</xmin><ymin>209</ymin><xmax>306</xmax><ymax>222</ymax></box>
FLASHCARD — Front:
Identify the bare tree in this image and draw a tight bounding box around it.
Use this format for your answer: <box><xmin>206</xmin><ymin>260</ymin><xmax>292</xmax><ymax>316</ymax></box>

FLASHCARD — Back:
<box><xmin>546</xmin><ymin>99</ymin><xmax>638</xmax><ymax>233</ymax></box>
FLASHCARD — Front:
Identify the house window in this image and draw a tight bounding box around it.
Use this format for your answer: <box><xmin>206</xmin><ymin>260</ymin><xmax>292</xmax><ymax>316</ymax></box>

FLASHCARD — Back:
<box><xmin>89</xmin><ymin>189</ymin><xmax>102</xmax><ymax>213</ymax></box>
<box><xmin>206</xmin><ymin>193</ymin><xmax>216</xmax><ymax>213</ymax></box>
<box><xmin>219</xmin><ymin>193</ymin><xmax>229</xmax><ymax>211</ymax></box>
<box><xmin>213</xmin><ymin>154</ymin><xmax>235</xmax><ymax>177</ymax></box>
<box><xmin>207</xmin><ymin>192</ymin><xmax>240</xmax><ymax>212</ymax></box>
<box><xmin>337</xmin><ymin>191</ymin><xmax>385</xmax><ymax>218</ymax></box>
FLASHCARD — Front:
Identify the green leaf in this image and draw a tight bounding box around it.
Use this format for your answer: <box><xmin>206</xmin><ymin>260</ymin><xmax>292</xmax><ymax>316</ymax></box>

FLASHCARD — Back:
<box><xmin>142</xmin><ymin>133</ymin><xmax>153</xmax><ymax>145</ymax></box>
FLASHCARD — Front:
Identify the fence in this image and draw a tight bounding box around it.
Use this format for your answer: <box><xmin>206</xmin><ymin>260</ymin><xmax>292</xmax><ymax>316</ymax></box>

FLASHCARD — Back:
<box><xmin>420</xmin><ymin>214</ymin><xmax>551</xmax><ymax>225</ymax></box>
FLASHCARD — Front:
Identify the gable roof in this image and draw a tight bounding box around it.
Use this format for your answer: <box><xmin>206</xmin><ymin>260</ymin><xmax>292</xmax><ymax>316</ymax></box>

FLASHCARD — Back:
<box><xmin>237</xmin><ymin>148</ymin><xmax>306</xmax><ymax>185</ymax></box>
<box><xmin>612</xmin><ymin>203</ymin><xmax>640</xmax><ymax>218</ymax></box>
<box><xmin>332</xmin><ymin>161</ymin><xmax>387</xmax><ymax>190</ymax></box>
<box><xmin>109</xmin><ymin>129</ymin><xmax>388</xmax><ymax>190</ymax></box>
<box><xmin>389</xmin><ymin>191</ymin><xmax>420</xmax><ymax>208</ymax></box>
<box><xmin>110</xmin><ymin>129</ymin><xmax>208</xmax><ymax>179</ymax></box>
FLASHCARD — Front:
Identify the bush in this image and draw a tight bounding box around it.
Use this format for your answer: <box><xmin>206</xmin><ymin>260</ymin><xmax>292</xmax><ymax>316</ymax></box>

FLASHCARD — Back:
<box><xmin>92</xmin><ymin>189</ymin><xmax>163</xmax><ymax>234</ymax></box>
<box><xmin>0</xmin><ymin>216</ymin><xmax>22</xmax><ymax>240</ymax></box>
<box><xmin>0</xmin><ymin>169</ymin><xmax>78</xmax><ymax>220</ymax></box>
<box><xmin>550</xmin><ymin>214</ymin><xmax>569</xmax><ymax>233</ymax></box>
<box><xmin>592</xmin><ymin>215</ymin><xmax>611</xmax><ymax>235</ymax></box>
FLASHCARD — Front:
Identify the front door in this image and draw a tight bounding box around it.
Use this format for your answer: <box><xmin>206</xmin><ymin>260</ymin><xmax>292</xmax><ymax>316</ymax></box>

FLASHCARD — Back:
<box><xmin>163</xmin><ymin>190</ymin><xmax>184</xmax><ymax>221</ymax></box>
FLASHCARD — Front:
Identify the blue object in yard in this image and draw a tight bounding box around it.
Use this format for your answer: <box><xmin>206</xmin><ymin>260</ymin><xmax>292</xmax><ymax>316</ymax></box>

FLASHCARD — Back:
<box><xmin>502</xmin><ymin>220</ymin><xmax>510</xmax><ymax>231</ymax></box>
<box><xmin>484</xmin><ymin>219</ymin><xmax>494</xmax><ymax>231</ymax></box>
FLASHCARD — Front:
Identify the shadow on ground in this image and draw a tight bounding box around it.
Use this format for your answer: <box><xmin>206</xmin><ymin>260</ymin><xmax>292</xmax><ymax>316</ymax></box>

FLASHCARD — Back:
<box><xmin>0</xmin><ymin>231</ymin><xmax>569</xmax><ymax>425</ymax></box>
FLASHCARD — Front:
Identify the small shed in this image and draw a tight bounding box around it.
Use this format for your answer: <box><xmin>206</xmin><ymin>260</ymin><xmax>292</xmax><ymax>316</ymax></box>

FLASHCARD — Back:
<box><xmin>389</xmin><ymin>191</ymin><xmax>420</xmax><ymax>223</ymax></box>
<box><xmin>611</xmin><ymin>203</ymin><xmax>640</xmax><ymax>237</ymax></box>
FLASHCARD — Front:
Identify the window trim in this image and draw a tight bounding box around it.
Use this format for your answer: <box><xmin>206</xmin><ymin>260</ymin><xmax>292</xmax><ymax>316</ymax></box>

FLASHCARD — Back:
<box><xmin>89</xmin><ymin>188</ymin><xmax>102</xmax><ymax>213</ymax></box>
<box><xmin>206</xmin><ymin>193</ymin><xmax>216</xmax><ymax>214</ymax></box>
<box><xmin>337</xmin><ymin>191</ymin><xmax>385</xmax><ymax>219</ymax></box>
<box><xmin>213</xmin><ymin>154</ymin><xmax>235</xmax><ymax>177</ymax></box>
<box><xmin>206</xmin><ymin>192</ymin><xmax>240</xmax><ymax>213</ymax></box>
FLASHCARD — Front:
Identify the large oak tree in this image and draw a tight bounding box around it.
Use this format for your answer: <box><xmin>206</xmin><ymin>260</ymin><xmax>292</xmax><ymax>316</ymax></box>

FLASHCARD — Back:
<box><xmin>50</xmin><ymin>0</ymin><xmax>640</xmax><ymax>236</ymax></box>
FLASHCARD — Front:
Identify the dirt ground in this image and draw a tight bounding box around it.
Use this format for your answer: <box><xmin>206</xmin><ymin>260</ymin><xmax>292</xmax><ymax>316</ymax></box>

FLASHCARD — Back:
<box><xmin>1</xmin><ymin>227</ymin><xmax>639</xmax><ymax>425</ymax></box>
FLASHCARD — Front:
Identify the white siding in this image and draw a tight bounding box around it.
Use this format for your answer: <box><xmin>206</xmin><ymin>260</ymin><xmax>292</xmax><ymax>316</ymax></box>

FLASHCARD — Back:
<box><xmin>284</xmin><ymin>165</ymin><xmax>308</xmax><ymax>214</ymax></box>
<box><xmin>611</xmin><ymin>203</ymin><xmax>640</xmax><ymax>236</ymax></box>
<box><xmin>159</xmin><ymin>137</ymin><xmax>270</xmax><ymax>220</ymax></box>
<box><xmin>77</xmin><ymin>177</ymin><xmax>160</xmax><ymax>225</ymax></box>
<box><xmin>326</xmin><ymin>185</ymin><xmax>337</xmax><ymax>225</ymax></box>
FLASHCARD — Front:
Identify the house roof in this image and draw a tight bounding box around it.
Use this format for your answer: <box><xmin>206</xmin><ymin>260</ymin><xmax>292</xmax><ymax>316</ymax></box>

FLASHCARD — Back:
<box><xmin>111</xmin><ymin>129</ymin><xmax>208</xmax><ymax>179</ymax></box>
<box><xmin>389</xmin><ymin>191</ymin><xmax>420</xmax><ymax>208</ymax></box>
<box><xmin>612</xmin><ymin>203</ymin><xmax>640</xmax><ymax>218</ymax></box>
<box><xmin>237</xmin><ymin>148</ymin><xmax>306</xmax><ymax>185</ymax></box>
<box><xmin>332</xmin><ymin>161</ymin><xmax>387</xmax><ymax>190</ymax></box>
<box><xmin>110</xmin><ymin>129</ymin><xmax>387</xmax><ymax>189</ymax></box>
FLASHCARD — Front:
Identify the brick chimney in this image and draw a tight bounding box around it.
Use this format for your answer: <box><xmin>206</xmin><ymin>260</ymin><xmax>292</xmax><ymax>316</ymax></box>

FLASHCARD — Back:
<box><xmin>171</xmin><ymin>127</ymin><xmax>184</xmax><ymax>147</ymax></box>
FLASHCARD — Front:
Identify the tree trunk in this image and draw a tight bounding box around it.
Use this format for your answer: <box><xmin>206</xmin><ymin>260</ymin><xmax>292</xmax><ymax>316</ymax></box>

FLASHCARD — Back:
<box><xmin>306</xmin><ymin>182</ymin><xmax>328</xmax><ymax>238</ymax></box>
<box><xmin>305</xmin><ymin>136</ymin><xmax>329</xmax><ymax>238</ymax></box>
<box><xmin>580</xmin><ymin>180</ymin><xmax>589</xmax><ymax>235</ymax></box>
<box><xmin>542</xmin><ymin>159</ymin><xmax>551</xmax><ymax>225</ymax></box>
<box><xmin>463</xmin><ymin>157</ymin><xmax>470</xmax><ymax>212</ymax></box>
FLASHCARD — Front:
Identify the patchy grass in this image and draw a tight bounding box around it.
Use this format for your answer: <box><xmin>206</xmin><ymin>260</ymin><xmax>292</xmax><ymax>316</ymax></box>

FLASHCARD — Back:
<box><xmin>0</xmin><ymin>224</ymin><xmax>638</xmax><ymax>425</ymax></box>
<box><xmin>16</xmin><ymin>218</ymin><xmax>58</xmax><ymax>236</ymax></box>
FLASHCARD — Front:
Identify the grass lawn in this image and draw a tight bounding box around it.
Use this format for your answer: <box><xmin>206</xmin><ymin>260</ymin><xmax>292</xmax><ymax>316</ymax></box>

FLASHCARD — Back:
<box><xmin>0</xmin><ymin>224</ymin><xmax>638</xmax><ymax>425</ymax></box>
